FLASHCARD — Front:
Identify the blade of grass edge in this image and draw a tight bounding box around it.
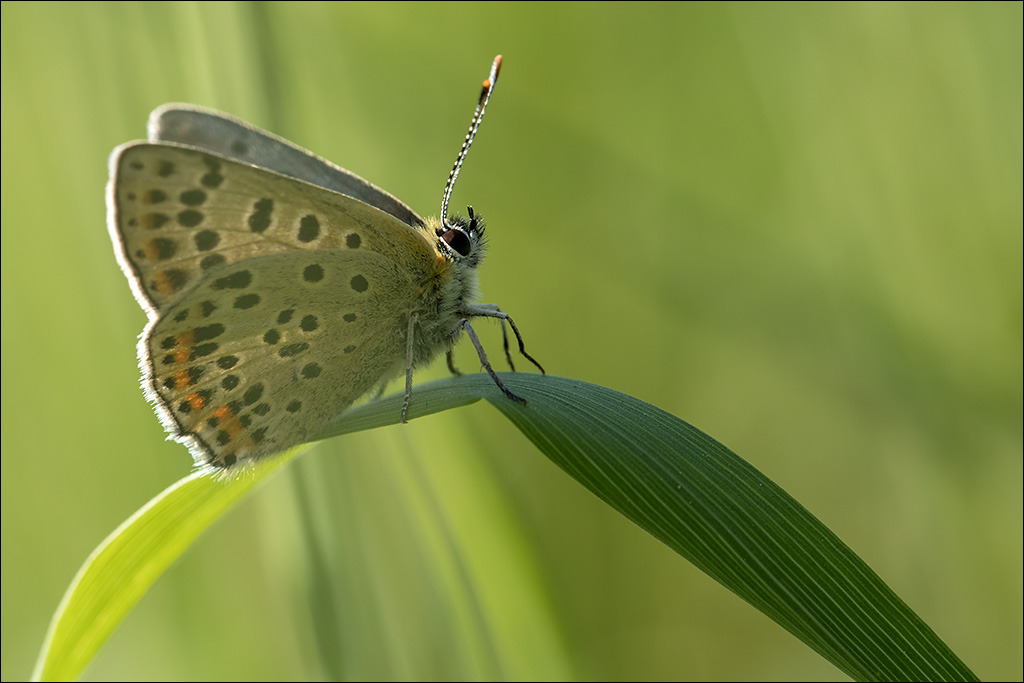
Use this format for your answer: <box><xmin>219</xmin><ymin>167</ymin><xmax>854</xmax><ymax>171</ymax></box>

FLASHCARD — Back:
<box><xmin>482</xmin><ymin>373</ymin><xmax>977</xmax><ymax>682</ymax></box>
<box><xmin>31</xmin><ymin>449</ymin><xmax>300</xmax><ymax>681</ymax></box>
<box><xmin>32</xmin><ymin>387</ymin><xmax>480</xmax><ymax>682</ymax></box>
<box><xmin>33</xmin><ymin>373</ymin><xmax>977</xmax><ymax>681</ymax></box>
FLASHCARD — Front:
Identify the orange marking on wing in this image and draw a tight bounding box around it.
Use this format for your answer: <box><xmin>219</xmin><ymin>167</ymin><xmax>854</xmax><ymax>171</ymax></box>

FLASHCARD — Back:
<box><xmin>172</xmin><ymin>330</ymin><xmax>195</xmax><ymax>365</ymax></box>
<box><xmin>153</xmin><ymin>272</ymin><xmax>170</xmax><ymax>294</ymax></box>
<box><xmin>152</xmin><ymin>271</ymin><xmax>181</xmax><ymax>294</ymax></box>
<box><xmin>173</xmin><ymin>368</ymin><xmax>192</xmax><ymax>388</ymax></box>
<box><xmin>184</xmin><ymin>392</ymin><xmax>208</xmax><ymax>411</ymax></box>
<box><xmin>140</xmin><ymin>213</ymin><xmax>165</xmax><ymax>229</ymax></box>
<box><xmin>211</xmin><ymin>405</ymin><xmax>233</xmax><ymax>420</ymax></box>
<box><xmin>143</xmin><ymin>239</ymin><xmax>163</xmax><ymax>260</ymax></box>
<box><xmin>212</xmin><ymin>404</ymin><xmax>246</xmax><ymax>443</ymax></box>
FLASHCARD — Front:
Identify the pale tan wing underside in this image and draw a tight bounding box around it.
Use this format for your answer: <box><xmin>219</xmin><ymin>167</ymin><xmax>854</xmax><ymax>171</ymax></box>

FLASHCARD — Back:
<box><xmin>108</xmin><ymin>143</ymin><xmax>439</xmax><ymax>468</ymax></box>
<box><xmin>143</xmin><ymin>250</ymin><xmax>413</xmax><ymax>468</ymax></box>
<box><xmin>108</xmin><ymin>142</ymin><xmax>435</xmax><ymax>313</ymax></box>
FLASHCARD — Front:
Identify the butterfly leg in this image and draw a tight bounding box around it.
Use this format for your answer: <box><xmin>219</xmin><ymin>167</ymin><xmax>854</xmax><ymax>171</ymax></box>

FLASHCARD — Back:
<box><xmin>462</xmin><ymin>305</ymin><xmax>546</xmax><ymax>375</ymax></box>
<box><xmin>455</xmin><ymin>317</ymin><xmax>527</xmax><ymax>406</ymax></box>
<box><xmin>470</xmin><ymin>303</ymin><xmax>515</xmax><ymax>370</ymax></box>
<box><xmin>446</xmin><ymin>350</ymin><xmax>463</xmax><ymax>377</ymax></box>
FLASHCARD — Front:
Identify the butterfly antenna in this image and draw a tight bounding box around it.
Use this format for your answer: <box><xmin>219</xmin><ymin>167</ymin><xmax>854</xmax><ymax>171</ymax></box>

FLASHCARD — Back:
<box><xmin>440</xmin><ymin>55</ymin><xmax>502</xmax><ymax>228</ymax></box>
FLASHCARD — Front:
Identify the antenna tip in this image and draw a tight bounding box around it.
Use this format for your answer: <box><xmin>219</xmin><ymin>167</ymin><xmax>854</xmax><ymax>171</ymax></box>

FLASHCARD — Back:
<box><xmin>486</xmin><ymin>55</ymin><xmax>502</xmax><ymax>88</ymax></box>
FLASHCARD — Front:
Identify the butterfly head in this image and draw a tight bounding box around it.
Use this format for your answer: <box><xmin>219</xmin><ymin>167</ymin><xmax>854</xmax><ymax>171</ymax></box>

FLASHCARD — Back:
<box><xmin>436</xmin><ymin>204</ymin><xmax>486</xmax><ymax>268</ymax></box>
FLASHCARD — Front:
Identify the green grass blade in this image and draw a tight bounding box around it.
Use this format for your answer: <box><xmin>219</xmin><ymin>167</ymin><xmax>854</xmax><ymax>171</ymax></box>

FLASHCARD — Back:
<box><xmin>32</xmin><ymin>386</ymin><xmax>479</xmax><ymax>682</ymax></box>
<box><xmin>35</xmin><ymin>372</ymin><xmax>977</xmax><ymax>681</ymax></box>
<box><xmin>32</xmin><ymin>451</ymin><xmax>297</xmax><ymax>682</ymax></box>
<box><xmin>479</xmin><ymin>373</ymin><xmax>977</xmax><ymax>682</ymax></box>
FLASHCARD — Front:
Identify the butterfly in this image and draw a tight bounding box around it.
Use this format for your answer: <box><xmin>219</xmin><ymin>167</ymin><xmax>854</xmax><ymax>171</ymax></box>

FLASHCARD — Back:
<box><xmin>107</xmin><ymin>55</ymin><xmax>543</xmax><ymax>471</ymax></box>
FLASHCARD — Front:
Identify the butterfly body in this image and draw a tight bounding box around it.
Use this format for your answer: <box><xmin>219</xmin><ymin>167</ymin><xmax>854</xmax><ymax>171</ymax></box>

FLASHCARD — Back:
<box><xmin>107</xmin><ymin>56</ymin><xmax>541</xmax><ymax>472</ymax></box>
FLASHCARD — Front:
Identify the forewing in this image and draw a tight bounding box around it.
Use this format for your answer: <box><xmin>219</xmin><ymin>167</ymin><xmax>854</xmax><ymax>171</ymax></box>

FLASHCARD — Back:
<box><xmin>148</xmin><ymin>104</ymin><xmax>425</xmax><ymax>228</ymax></box>
<box><xmin>108</xmin><ymin>142</ymin><xmax>434</xmax><ymax>314</ymax></box>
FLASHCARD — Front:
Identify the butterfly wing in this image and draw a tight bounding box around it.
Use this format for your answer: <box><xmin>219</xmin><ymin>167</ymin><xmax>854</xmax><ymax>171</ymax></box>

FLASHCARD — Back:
<box><xmin>108</xmin><ymin>143</ymin><xmax>439</xmax><ymax>469</ymax></box>
<box><xmin>148</xmin><ymin>104</ymin><xmax>426</xmax><ymax>229</ymax></box>
<box><xmin>142</xmin><ymin>249</ymin><xmax>413</xmax><ymax>469</ymax></box>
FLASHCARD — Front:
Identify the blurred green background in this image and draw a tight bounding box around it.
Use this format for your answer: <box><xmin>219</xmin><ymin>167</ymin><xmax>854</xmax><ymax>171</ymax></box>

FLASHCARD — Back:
<box><xmin>2</xmin><ymin>2</ymin><xmax>1020</xmax><ymax>680</ymax></box>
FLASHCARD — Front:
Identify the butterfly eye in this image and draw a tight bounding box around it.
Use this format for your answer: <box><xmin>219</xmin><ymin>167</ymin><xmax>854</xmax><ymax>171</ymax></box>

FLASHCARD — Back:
<box><xmin>442</xmin><ymin>228</ymin><xmax>472</xmax><ymax>257</ymax></box>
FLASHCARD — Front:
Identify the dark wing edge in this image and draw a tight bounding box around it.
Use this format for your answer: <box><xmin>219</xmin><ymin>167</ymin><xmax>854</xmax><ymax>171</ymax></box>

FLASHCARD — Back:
<box><xmin>148</xmin><ymin>103</ymin><xmax>426</xmax><ymax>228</ymax></box>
